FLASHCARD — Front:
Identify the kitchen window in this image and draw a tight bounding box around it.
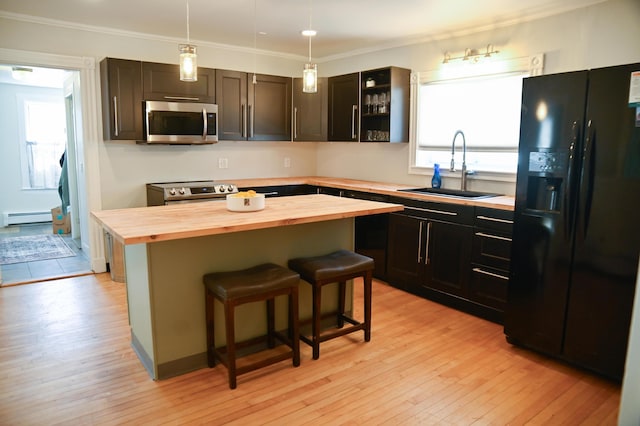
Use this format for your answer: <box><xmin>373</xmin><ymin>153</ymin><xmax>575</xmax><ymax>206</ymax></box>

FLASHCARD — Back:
<box><xmin>410</xmin><ymin>54</ymin><xmax>543</xmax><ymax>177</ymax></box>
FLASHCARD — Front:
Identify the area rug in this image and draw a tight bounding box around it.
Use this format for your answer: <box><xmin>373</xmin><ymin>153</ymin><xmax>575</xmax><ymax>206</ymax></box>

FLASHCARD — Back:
<box><xmin>0</xmin><ymin>235</ymin><xmax>75</xmax><ymax>265</ymax></box>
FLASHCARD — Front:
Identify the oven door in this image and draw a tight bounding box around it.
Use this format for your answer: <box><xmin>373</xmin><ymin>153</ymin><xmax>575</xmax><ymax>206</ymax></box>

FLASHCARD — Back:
<box><xmin>144</xmin><ymin>101</ymin><xmax>218</xmax><ymax>144</ymax></box>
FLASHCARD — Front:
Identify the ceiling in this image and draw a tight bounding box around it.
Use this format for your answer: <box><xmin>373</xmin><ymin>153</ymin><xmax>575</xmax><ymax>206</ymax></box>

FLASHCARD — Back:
<box><xmin>1</xmin><ymin>0</ymin><xmax>607</xmax><ymax>60</ymax></box>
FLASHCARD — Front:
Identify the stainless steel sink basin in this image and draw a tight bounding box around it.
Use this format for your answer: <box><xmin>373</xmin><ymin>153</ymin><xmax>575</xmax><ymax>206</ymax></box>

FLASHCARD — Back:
<box><xmin>397</xmin><ymin>187</ymin><xmax>500</xmax><ymax>199</ymax></box>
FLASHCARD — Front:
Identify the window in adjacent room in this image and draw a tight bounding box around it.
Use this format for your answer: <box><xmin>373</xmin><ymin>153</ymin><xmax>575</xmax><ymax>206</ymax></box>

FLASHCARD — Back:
<box><xmin>18</xmin><ymin>95</ymin><xmax>66</xmax><ymax>190</ymax></box>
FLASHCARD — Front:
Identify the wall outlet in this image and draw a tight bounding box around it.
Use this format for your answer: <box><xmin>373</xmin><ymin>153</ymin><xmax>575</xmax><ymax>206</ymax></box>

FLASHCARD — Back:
<box><xmin>284</xmin><ymin>157</ymin><xmax>291</xmax><ymax>168</ymax></box>
<box><xmin>218</xmin><ymin>158</ymin><xmax>228</xmax><ymax>169</ymax></box>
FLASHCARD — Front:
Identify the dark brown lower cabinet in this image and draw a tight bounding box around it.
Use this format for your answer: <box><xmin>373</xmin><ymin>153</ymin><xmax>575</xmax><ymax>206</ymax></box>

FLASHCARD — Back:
<box><xmin>387</xmin><ymin>212</ymin><xmax>472</xmax><ymax>296</ymax></box>
<box><xmin>386</xmin><ymin>200</ymin><xmax>509</xmax><ymax>323</ymax></box>
<box><xmin>469</xmin><ymin>208</ymin><xmax>514</xmax><ymax>318</ymax></box>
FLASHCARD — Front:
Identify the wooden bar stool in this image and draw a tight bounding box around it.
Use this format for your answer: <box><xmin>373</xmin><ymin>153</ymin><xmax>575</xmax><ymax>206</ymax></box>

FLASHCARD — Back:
<box><xmin>203</xmin><ymin>263</ymin><xmax>300</xmax><ymax>389</ymax></box>
<box><xmin>288</xmin><ymin>249</ymin><xmax>374</xmax><ymax>360</ymax></box>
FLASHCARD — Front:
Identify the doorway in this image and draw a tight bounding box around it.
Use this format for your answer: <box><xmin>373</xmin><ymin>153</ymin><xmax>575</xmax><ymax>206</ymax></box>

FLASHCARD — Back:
<box><xmin>0</xmin><ymin>63</ymin><xmax>91</xmax><ymax>286</ymax></box>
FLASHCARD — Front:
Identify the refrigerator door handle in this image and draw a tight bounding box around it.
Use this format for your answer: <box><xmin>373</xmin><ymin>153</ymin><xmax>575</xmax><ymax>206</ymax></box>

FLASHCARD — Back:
<box><xmin>578</xmin><ymin>119</ymin><xmax>596</xmax><ymax>240</ymax></box>
<box><xmin>565</xmin><ymin>121</ymin><xmax>579</xmax><ymax>241</ymax></box>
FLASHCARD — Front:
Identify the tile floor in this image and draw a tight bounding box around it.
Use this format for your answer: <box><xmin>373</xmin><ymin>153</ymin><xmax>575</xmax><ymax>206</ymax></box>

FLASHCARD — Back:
<box><xmin>0</xmin><ymin>222</ymin><xmax>92</xmax><ymax>285</ymax></box>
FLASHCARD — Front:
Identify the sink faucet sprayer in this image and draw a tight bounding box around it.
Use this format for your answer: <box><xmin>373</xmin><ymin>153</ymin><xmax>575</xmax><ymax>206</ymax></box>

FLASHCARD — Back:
<box><xmin>450</xmin><ymin>130</ymin><xmax>473</xmax><ymax>191</ymax></box>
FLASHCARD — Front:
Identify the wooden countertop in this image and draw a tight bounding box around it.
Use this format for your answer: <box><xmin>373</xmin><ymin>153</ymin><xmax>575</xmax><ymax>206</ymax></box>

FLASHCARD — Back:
<box><xmin>233</xmin><ymin>176</ymin><xmax>515</xmax><ymax>211</ymax></box>
<box><xmin>92</xmin><ymin>194</ymin><xmax>404</xmax><ymax>245</ymax></box>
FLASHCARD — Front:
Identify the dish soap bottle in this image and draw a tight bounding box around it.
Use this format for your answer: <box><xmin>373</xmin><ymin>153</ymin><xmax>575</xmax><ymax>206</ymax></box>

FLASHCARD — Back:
<box><xmin>431</xmin><ymin>163</ymin><xmax>442</xmax><ymax>188</ymax></box>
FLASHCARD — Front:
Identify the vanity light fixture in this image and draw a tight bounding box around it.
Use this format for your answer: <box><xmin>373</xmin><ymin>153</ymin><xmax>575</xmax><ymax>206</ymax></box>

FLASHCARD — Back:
<box><xmin>179</xmin><ymin>0</ymin><xmax>197</xmax><ymax>82</ymax></box>
<box><xmin>302</xmin><ymin>0</ymin><xmax>317</xmax><ymax>93</ymax></box>
<box><xmin>442</xmin><ymin>44</ymin><xmax>499</xmax><ymax>65</ymax></box>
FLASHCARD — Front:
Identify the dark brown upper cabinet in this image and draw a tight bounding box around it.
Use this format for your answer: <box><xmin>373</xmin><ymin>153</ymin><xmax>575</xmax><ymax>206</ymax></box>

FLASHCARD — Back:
<box><xmin>216</xmin><ymin>70</ymin><xmax>292</xmax><ymax>141</ymax></box>
<box><xmin>142</xmin><ymin>62</ymin><xmax>215</xmax><ymax>103</ymax></box>
<box><xmin>328</xmin><ymin>73</ymin><xmax>360</xmax><ymax>142</ymax></box>
<box><xmin>360</xmin><ymin>66</ymin><xmax>410</xmax><ymax>143</ymax></box>
<box><xmin>100</xmin><ymin>58</ymin><xmax>143</xmax><ymax>140</ymax></box>
<box><xmin>293</xmin><ymin>77</ymin><xmax>328</xmax><ymax>142</ymax></box>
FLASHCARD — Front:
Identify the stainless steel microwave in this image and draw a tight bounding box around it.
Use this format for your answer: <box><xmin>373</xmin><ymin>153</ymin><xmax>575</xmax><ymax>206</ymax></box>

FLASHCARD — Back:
<box><xmin>143</xmin><ymin>100</ymin><xmax>218</xmax><ymax>144</ymax></box>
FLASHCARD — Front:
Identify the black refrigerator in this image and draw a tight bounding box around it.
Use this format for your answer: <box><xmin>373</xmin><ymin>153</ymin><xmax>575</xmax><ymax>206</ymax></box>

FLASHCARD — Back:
<box><xmin>504</xmin><ymin>63</ymin><xmax>640</xmax><ymax>380</ymax></box>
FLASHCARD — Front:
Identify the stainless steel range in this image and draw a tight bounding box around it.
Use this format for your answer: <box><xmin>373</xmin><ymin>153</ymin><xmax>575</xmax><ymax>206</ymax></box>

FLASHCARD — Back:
<box><xmin>146</xmin><ymin>180</ymin><xmax>239</xmax><ymax>206</ymax></box>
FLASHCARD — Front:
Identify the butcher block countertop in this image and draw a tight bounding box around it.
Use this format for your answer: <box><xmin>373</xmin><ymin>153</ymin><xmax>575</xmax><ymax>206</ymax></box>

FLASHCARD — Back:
<box><xmin>92</xmin><ymin>194</ymin><xmax>404</xmax><ymax>245</ymax></box>
<box><xmin>233</xmin><ymin>176</ymin><xmax>515</xmax><ymax>211</ymax></box>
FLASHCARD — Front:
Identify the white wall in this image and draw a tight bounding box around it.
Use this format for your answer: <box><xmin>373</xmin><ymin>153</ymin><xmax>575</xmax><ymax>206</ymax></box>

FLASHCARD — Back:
<box><xmin>98</xmin><ymin>140</ymin><xmax>317</xmax><ymax>208</ymax></box>
<box><xmin>0</xmin><ymin>82</ymin><xmax>64</xmax><ymax>222</ymax></box>
<box><xmin>620</xmin><ymin>261</ymin><xmax>640</xmax><ymax>425</ymax></box>
<box><xmin>2</xmin><ymin>0</ymin><xmax>639</xmax><ymax>204</ymax></box>
<box><xmin>0</xmin><ymin>15</ymin><xmax>316</xmax><ymax>209</ymax></box>
<box><xmin>315</xmin><ymin>0</ymin><xmax>640</xmax><ymax>195</ymax></box>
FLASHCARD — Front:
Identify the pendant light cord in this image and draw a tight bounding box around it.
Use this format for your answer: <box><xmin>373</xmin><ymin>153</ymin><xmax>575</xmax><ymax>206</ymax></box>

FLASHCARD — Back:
<box><xmin>308</xmin><ymin>0</ymin><xmax>313</xmax><ymax>62</ymax></box>
<box><xmin>186</xmin><ymin>1</ymin><xmax>190</xmax><ymax>43</ymax></box>
<box><xmin>253</xmin><ymin>0</ymin><xmax>257</xmax><ymax>83</ymax></box>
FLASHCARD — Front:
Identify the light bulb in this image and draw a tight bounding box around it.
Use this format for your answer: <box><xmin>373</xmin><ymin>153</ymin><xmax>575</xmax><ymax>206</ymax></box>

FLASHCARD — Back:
<box><xmin>179</xmin><ymin>44</ymin><xmax>197</xmax><ymax>82</ymax></box>
<box><xmin>303</xmin><ymin>63</ymin><xmax>317</xmax><ymax>93</ymax></box>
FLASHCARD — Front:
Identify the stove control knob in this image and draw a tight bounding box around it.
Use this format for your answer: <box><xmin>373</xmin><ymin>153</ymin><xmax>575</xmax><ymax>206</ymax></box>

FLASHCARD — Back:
<box><xmin>227</xmin><ymin>185</ymin><xmax>235</xmax><ymax>192</ymax></box>
<box><xmin>169</xmin><ymin>188</ymin><xmax>176</xmax><ymax>196</ymax></box>
<box><xmin>179</xmin><ymin>187</ymin><xmax>186</xmax><ymax>195</ymax></box>
<box><xmin>218</xmin><ymin>185</ymin><xmax>226</xmax><ymax>192</ymax></box>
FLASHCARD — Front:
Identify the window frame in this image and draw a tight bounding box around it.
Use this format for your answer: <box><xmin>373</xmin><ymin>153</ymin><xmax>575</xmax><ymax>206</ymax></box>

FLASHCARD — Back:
<box><xmin>16</xmin><ymin>93</ymin><xmax>67</xmax><ymax>190</ymax></box>
<box><xmin>408</xmin><ymin>54</ymin><xmax>544</xmax><ymax>182</ymax></box>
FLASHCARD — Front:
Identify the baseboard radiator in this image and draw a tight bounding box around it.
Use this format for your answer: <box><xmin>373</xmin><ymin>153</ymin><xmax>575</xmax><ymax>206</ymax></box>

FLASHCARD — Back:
<box><xmin>2</xmin><ymin>211</ymin><xmax>51</xmax><ymax>227</ymax></box>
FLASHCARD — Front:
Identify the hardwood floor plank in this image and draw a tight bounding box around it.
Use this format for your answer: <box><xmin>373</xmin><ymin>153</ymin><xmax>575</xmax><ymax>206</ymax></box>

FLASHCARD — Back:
<box><xmin>0</xmin><ymin>273</ymin><xmax>621</xmax><ymax>424</ymax></box>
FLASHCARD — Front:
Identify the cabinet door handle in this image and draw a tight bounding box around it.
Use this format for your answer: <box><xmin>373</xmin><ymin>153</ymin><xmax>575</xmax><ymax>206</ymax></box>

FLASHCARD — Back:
<box><xmin>417</xmin><ymin>221</ymin><xmax>424</xmax><ymax>263</ymax></box>
<box><xmin>249</xmin><ymin>105</ymin><xmax>254</xmax><ymax>138</ymax></box>
<box><xmin>294</xmin><ymin>107</ymin><xmax>298</xmax><ymax>139</ymax></box>
<box><xmin>405</xmin><ymin>206</ymin><xmax>458</xmax><ymax>216</ymax></box>
<box><xmin>242</xmin><ymin>104</ymin><xmax>246</xmax><ymax>138</ymax></box>
<box><xmin>424</xmin><ymin>221</ymin><xmax>432</xmax><ymax>265</ymax></box>
<box><xmin>472</xmin><ymin>267</ymin><xmax>509</xmax><ymax>281</ymax></box>
<box><xmin>202</xmin><ymin>108</ymin><xmax>208</xmax><ymax>139</ymax></box>
<box><xmin>112</xmin><ymin>96</ymin><xmax>119</xmax><ymax>137</ymax></box>
<box><xmin>476</xmin><ymin>215</ymin><xmax>513</xmax><ymax>224</ymax></box>
<box><xmin>474</xmin><ymin>232</ymin><xmax>512</xmax><ymax>242</ymax></box>
<box><xmin>351</xmin><ymin>105</ymin><xmax>357</xmax><ymax>139</ymax></box>
<box><xmin>164</xmin><ymin>95</ymin><xmax>200</xmax><ymax>101</ymax></box>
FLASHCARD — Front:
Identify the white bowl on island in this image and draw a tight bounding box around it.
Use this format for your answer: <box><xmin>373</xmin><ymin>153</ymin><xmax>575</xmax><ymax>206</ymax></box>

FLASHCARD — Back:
<box><xmin>226</xmin><ymin>191</ymin><xmax>265</xmax><ymax>212</ymax></box>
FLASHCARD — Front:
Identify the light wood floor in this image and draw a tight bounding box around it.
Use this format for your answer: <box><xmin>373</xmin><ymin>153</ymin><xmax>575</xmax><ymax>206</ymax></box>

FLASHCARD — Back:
<box><xmin>0</xmin><ymin>273</ymin><xmax>620</xmax><ymax>425</ymax></box>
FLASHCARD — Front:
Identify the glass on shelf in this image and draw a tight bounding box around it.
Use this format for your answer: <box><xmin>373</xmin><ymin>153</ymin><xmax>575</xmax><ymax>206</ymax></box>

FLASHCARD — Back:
<box><xmin>379</xmin><ymin>93</ymin><xmax>387</xmax><ymax>113</ymax></box>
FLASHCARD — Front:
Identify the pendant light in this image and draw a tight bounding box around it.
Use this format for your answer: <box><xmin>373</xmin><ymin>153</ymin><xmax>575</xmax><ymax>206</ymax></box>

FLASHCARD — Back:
<box><xmin>252</xmin><ymin>0</ymin><xmax>257</xmax><ymax>85</ymax></box>
<box><xmin>302</xmin><ymin>0</ymin><xmax>317</xmax><ymax>93</ymax></box>
<box><xmin>179</xmin><ymin>0</ymin><xmax>197</xmax><ymax>82</ymax></box>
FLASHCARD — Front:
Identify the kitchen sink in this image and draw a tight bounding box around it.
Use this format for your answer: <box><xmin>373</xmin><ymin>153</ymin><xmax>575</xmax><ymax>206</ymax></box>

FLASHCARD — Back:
<box><xmin>397</xmin><ymin>187</ymin><xmax>501</xmax><ymax>199</ymax></box>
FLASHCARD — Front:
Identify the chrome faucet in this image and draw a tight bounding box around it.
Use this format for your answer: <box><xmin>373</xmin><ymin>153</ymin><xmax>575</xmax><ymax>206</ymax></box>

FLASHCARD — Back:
<box><xmin>450</xmin><ymin>130</ymin><xmax>470</xmax><ymax>191</ymax></box>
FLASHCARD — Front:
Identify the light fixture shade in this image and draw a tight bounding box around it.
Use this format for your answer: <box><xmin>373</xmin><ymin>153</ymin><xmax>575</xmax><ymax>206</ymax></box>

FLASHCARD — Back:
<box><xmin>303</xmin><ymin>63</ymin><xmax>317</xmax><ymax>93</ymax></box>
<box><xmin>179</xmin><ymin>44</ymin><xmax>198</xmax><ymax>82</ymax></box>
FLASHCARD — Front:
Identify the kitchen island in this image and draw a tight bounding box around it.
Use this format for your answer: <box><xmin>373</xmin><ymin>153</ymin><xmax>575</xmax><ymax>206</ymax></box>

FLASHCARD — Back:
<box><xmin>92</xmin><ymin>194</ymin><xmax>403</xmax><ymax>379</ymax></box>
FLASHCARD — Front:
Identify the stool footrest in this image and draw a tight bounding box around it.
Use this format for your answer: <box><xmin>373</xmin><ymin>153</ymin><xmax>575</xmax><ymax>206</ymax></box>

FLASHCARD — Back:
<box><xmin>300</xmin><ymin>318</ymin><xmax>366</xmax><ymax>346</ymax></box>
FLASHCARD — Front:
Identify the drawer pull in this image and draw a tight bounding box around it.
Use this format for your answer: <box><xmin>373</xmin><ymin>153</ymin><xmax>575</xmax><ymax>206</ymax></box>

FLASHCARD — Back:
<box><xmin>164</xmin><ymin>95</ymin><xmax>200</xmax><ymax>101</ymax></box>
<box><xmin>473</xmin><ymin>268</ymin><xmax>509</xmax><ymax>281</ymax></box>
<box><xmin>475</xmin><ymin>232</ymin><xmax>512</xmax><ymax>242</ymax></box>
<box><xmin>405</xmin><ymin>206</ymin><xmax>458</xmax><ymax>216</ymax></box>
<box><xmin>477</xmin><ymin>215</ymin><xmax>513</xmax><ymax>224</ymax></box>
